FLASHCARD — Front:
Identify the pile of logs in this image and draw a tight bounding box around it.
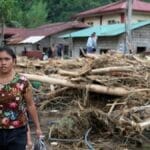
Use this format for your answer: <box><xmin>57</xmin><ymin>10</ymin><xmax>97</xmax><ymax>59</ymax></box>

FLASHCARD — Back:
<box><xmin>16</xmin><ymin>53</ymin><xmax>150</xmax><ymax>149</ymax></box>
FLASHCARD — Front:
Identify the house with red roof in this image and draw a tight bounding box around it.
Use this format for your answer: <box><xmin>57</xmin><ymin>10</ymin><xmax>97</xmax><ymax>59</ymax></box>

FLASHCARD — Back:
<box><xmin>73</xmin><ymin>0</ymin><xmax>150</xmax><ymax>26</ymax></box>
<box><xmin>3</xmin><ymin>21</ymin><xmax>88</xmax><ymax>58</ymax></box>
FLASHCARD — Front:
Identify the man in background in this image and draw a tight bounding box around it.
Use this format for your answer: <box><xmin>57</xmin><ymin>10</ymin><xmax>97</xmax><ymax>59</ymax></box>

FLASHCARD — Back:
<box><xmin>86</xmin><ymin>32</ymin><xmax>97</xmax><ymax>53</ymax></box>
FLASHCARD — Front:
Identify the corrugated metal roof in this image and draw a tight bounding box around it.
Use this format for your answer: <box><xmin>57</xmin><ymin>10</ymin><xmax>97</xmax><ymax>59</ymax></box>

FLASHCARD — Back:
<box><xmin>73</xmin><ymin>0</ymin><xmax>150</xmax><ymax>19</ymax></box>
<box><xmin>61</xmin><ymin>21</ymin><xmax>150</xmax><ymax>38</ymax></box>
<box><xmin>19</xmin><ymin>36</ymin><xmax>45</xmax><ymax>44</ymax></box>
<box><xmin>4</xmin><ymin>21</ymin><xmax>88</xmax><ymax>45</ymax></box>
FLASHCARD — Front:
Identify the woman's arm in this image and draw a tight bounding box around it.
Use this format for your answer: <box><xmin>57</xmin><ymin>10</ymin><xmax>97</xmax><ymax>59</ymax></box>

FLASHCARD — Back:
<box><xmin>24</xmin><ymin>84</ymin><xmax>42</xmax><ymax>137</ymax></box>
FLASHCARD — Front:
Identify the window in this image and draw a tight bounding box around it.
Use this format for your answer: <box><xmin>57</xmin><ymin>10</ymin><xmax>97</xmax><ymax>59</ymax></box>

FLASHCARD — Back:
<box><xmin>137</xmin><ymin>47</ymin><xmax>146</xmax><ymax>53</ymax></box>
<box><xmin>108</xmin><ymin>20</ymin><xmax>120</xmax><ymax>24</ymax></box>
<box><xmin>87</xmin><ymin>22</ymin><xmax>93</xmax><ymax>26</ymax></box>
<box><xmin>100</xmin><ymin>49</ymin><xmax>109</xmax><ymax>54</ymax></box>
<box><xmin>81</xmin><ymin>18</ymin><xmax>85</xmax><ymax>22</ymax></box>
<box><xmin>63</xmin><ymin>45</ymin><xmax>70</xmax><ymax>57</ymax></box>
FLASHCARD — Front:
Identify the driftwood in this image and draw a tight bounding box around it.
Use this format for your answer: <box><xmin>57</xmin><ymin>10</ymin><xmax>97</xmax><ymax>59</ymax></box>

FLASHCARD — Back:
<box><xmin>91</xmin><ymin>66</ymin><xmax>134</xmax><ymax>74</ymax></box>
<box><xmin>16</xmin><ymin>63</ymin><xmax>28</xmax><ymax>68</ymax></box>
<box><xmin>16</xmin><ymin>54</ymin><xmax>150</xmax><ymax>148</ymax></box>
<box><xmin>45</xmin><ymin>87</ymin><xmax>69</xmax><ymax>99</ymax></box>
<box><xmin>58</xmin><ymin>60</ymin><xmax>92</xmax><ymax>77</ymax></box>
<box><xmin>133</xmin><ymin>55</ymin><xmax>150</xmax><ymax>66</ymax></box>
<box><xmin>21</xmin><ymin>73</ymin><xmax>150</xmax><ymax>96</ymax></box>
<box><xmin>124</xmin><ymin>105</ymin><xmax>150</xmax><ymax>113</ymax></box>
<box><xmin>34</xmin><ymin>87</ymin><xmax>69</xmax><ymax>100</ymax></box>
<box><xmin>119</xmin><ymin>116</ymin><xmax>150</xmax><ymax>131</ymax></box>
<box><xmin>21</xmin><ymin>73</ymin><xmax>129</xmax><ymax>96</ymax></box>
<box><xmin>58</xmin><ymin>67</ymin><xmax>91</xmax><ymax>77</ymax></box>
<box><xmin>138</xmin><ymin>118</ymin><xmax>150</xmax><ymax>130</ymax></box>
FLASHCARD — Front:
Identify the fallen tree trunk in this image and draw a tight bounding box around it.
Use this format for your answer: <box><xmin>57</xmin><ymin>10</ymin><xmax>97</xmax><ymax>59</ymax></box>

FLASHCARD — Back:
<box><xmin>21</xmin><ymin>73</ymin><xmax>150</xmax><ymax>96</ymax></box>
<box><xmin>91</xmin><ymin>66</ymin><xmax>134</xmax><ymax>74</ymax></box>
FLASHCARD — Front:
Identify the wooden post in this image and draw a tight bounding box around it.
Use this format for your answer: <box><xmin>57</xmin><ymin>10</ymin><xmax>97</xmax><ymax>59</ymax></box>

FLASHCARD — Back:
<box><xmin>0</xmin><ymin>17</ymin><xmax>5</xmax><ymax>46</ymax></box>
<box><xmin>69</xmin><ymin>34</ymin><xmax>73</xmax><ymax>57</ymax></box>
<box><xmin>125</xmin><ymin>0</ymin><xmax>133</xmax><ymax>54</ymax></box>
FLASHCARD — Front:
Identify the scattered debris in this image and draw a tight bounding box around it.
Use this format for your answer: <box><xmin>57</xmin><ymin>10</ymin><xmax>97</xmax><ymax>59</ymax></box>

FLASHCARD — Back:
<box><xmin>17</xmin><ymin>53</ymin><xmax>150</xmax><ymax>149</ymax></box>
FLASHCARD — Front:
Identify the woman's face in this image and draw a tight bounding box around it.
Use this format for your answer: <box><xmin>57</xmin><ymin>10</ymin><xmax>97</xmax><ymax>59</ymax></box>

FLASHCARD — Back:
<box><xmin>0</xmin><ymin>51</ymin><xmax>16</xmax><ymax>74</ymax></box>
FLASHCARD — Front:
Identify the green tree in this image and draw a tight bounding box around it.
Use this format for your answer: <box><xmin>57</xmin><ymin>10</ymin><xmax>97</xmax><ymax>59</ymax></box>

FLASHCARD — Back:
<box><xmin>0</xmin><ymin>0</ymin><xmax>16</xmax><ymax>45</ymax></box>
<box><xmin>46</xmin><ymin>0</ymin><xmax>149</xmax><ymax>22</ymax></box>
<box><xmin>46</xmin><ymin>0</ymin><xmax>106</xmax><ymax>22</ymax></box>
<box><xmin>10</xmin><ymin>0</ymin><xmax>34</xmax><ymax>27</ymax></box>
<box><xmin>1</xmin><ymin>0</ymin><xmax>150</xmax><ymax>28</ymax></box>
<box><xmin>25</xmin><ymin>0</ymin><xmax>48</xmax><ymax>28</ymax></box>
<box><xmin>11</xmin><ymin>0</ymin><xmax>48</xmax><ymax>28</ymax></box>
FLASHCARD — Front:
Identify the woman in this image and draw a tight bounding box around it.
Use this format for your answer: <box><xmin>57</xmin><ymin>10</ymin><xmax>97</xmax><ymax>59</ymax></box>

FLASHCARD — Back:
<box><xmin>0</xmin><ymin>46</ymin><xmax>42</xmax><ymax>150</ymax></box>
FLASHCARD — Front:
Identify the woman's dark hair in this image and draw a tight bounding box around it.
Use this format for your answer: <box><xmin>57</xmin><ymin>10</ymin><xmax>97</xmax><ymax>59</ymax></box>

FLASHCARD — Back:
<box><xmin>0</xmin><ymin>46</ymin><xmax>16</xmax><ymax>59</ymax></box>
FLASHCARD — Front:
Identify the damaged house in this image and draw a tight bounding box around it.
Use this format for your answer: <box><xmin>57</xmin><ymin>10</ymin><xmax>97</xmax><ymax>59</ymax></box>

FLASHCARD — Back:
<box><xmin>61</xmin><ymin>21</ymin><xmax>150</xmax><ymax>58</ymax></box>
<box><xmin>2</xmin><ymin>21</ymin><xmax>88</xmax><ymax>58</ymax></box>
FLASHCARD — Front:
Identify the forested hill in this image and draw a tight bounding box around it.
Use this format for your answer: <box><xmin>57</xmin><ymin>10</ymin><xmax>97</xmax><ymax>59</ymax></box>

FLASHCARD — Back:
<box><xmin>0</xmin><ymin>0</ymin><xmax>150</xmax><ymax>28</ymax></box>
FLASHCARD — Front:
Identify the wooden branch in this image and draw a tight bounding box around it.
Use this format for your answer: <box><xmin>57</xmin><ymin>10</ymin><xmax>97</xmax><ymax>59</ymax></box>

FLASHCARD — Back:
<box><xmin>107</xmin><ymin>101</ymin><xmax>118</xmax><ymax>116</ymax></box>
<box><xmin>16</xmin><ymin>63</ymin><xmax>28</xmax><ymax>68</ymax></box>
<box><xmin>119</xmin><ymin>116</ymin><xmax>150</xmax><ymax>131</ymax></box>
<box><xmin>133</xmin><ymin>55</ymin><xmax>150</xmax><ymax>65</ymax></box>
<box><xmin>20</xmin><ymin>73</ymin><xmax>150</xmax><ymax>96</ymax></box>
<box><xmin>124</xmin><ymin>105</ymin><xmax>150</xmax><ymax>113</ymax></box>
<box><xmin>80</xmin><ymin>51</ymin><xmax>99</xmax><ymax>59</ymax></box>
<box><xmin>58</xmin><ymin>69</ymin><xmax>79</xmax><ymax>76</ymax></box>
<box><xmin>58</xmin><ymin>62</ymin><xmax>92</xmax><ymax>77</ymax></box>
<box><xmin>107</xmin><ymin>102</ymin><xmax>126</xmax><ymax>106</ymax></box>
<box><xmin>58</xmin><ymin>68</ymin><xmax>91</xmax><ymax>77</ymax></box>
<box><xmin>46</xmin><ymin>87</ymin><xmax>69</xmax><ymax>99</ymax></box>
<box><xmin>138</xmin><ymin>118</ymin><xmax>150</xmax><ymax>130</ymax></box>
<box><xmin>91</xmin><ymin>66</ymin><xmax>134</xmax><ymax>74</ymax></box>
<box><xmin>20</xmin><ymin>73</ymin><xmax>129</xmax><ymax>96</ymax></box>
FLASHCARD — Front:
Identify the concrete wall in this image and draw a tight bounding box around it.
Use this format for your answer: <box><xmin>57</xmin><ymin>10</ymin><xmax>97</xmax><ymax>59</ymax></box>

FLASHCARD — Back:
<box><xmin>7</xmin><ymin>29</ymin><xmax>80</xmax><ymax>56</ymax></box>
<box><xmin>72</xmin><ymin>36</ymin><xmax>120</xmax><ymax>57</ymax></box>
<box><xmin>102</xmin><ymin>14</ymin><xmax>121</xmax><ymax>25</ymax></box>
<box><xmin>132</xmin><ymin>24</ymin><xmax>150</xmax><ymax>52</ymax></box>
<box><xmin>9</xmin><ymin>44</ymin><xmax>33</xmax><ymax>55</ymax></box>
<box><xmin>83</xmin><ymin>16</ymin><xmax>101</xmax><ymax>26</ymax></box>
<box><xmin>132</xmin><ymin>12</ymin><xmax>150</xmax><ymax>23</ymax></box>
<box><xmin>8</xmin><ymin>24</ymin><xmax>150</xmax><ymax>58</ymax></box>
<box><xmin>71</xmin><ymin>24</ymin><xmax>150</xmax><ymax>57</ymax></box>
<box><xmin>83</xmin><ymin>12</ymin><xmax>150</xmax><ymax>26</ymax></box>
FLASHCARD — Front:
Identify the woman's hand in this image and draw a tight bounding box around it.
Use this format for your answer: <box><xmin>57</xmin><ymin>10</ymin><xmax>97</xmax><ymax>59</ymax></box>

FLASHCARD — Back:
<box><xmin>35</xmin><ymin>128</ymin><xmax>43</xmax><ymax>138</ymax></box>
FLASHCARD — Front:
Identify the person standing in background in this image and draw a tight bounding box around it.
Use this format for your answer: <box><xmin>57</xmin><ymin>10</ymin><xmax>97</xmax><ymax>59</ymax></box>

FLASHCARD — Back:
<box><xmin>51</xmin><ymin>43</ymin><xmax>56</xmax><ymax>58</ymax></box>
<box><xmin>56</xmin><ymin>43</ymin><xmax>64</xmax><ymax>58</ymax></box>
<box><xmin>86</xmin><ymin>32</ymin><xmax>97</xmax><ymax>53</ymax></box>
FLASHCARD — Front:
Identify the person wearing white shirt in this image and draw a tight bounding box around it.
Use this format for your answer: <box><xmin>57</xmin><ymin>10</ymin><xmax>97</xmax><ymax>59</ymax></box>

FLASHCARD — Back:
<box><xmin>86</xmin><ymin>32</ymin><xmax>97</xmax><ymax>53</ymax></box>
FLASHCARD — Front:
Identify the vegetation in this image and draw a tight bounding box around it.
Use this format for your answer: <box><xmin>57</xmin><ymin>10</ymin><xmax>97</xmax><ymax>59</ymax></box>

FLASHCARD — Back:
<box><xmin>0</xmin><ymin>0</ymin><xmax>16</xmax><ymax>45</ymax></box>
<box><xmin>0</xmin><ymin>0</ymin><xmax>150</xmax><ymax>28</ymax></box>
